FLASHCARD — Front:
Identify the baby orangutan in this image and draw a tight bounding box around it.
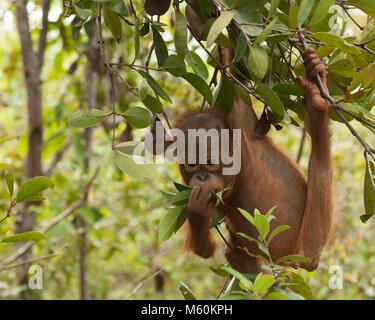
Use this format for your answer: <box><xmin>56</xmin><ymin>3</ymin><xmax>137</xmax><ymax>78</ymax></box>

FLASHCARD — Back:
<box><xmin>148</xmin><ymin>48</ymin><xmax>333</xmax><ymax>273</ymax></box>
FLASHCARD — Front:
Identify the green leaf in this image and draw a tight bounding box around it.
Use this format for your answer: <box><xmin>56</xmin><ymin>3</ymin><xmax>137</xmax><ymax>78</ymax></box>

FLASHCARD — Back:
<box><xmin>353</xmin><ymin>103</ymin><xmax>375</xmax><ymax>121</ymax></box>
<box><xmin>185</xmin><ymin>51</ymin><xmax>209</xmax><ymax>80</ymax></box>
<box><xmin>160</xmin><ymin>190</ymin><xmax>177</xmax><ymax>200</ymax></box>
<box><xmin>273</xmin><ymin>83</ymin><xmax>304</xmax><ymax>96</ymax></box>
<box><xmin>142</xmin><ymin>95</ymin><xmax>163</xmax><ymax>113</ymax></box>
<box><xmin>238</xmin><ymin>207</ymin><xmax>254</xmax><ymax>225</ymax></box>
<box><xmin>363</xmin><ymin>160</ymin><xmax>375</xmax><ymax>222</ymax></box>
<box><xmin>174</xmin><ymin>208</ymin><xmax>188</xmax><ymax>232</ymax></box>
<box><xmin>114</xmin><ymin>141</ymin><xmax>145</xmax><ymax>156</ymax></box>
<box><xmin>114</xmin><ymin>150</ymin><xmax>156</xmax><ymax>179</ymax></box>
<box><xmin>253</xmin><ymin>274</ymin><xmax>275</xmax><ymax>295</ymax></box>
<box><xmin>179</xmin><ymin>282</ymin><xmax>197</xmax><ymax>300</ymax></box>
<box><xmin>220</xmin><ymin>266</ymin><xmax>253</xmax><ymax>291</ymax></box>
<box><xmin>234</xmin><ymin>84</ymin><xmax>251</xmax><ymax>104</ymax></box>
<box><xmin>174</xmin><ymin>10</ymin><xmax>187</xmax><ymax>57</ymax></box>
<box><xmin>137</xmin><ymin>70</ymin><xmax>172</xmax><ymax>103</ymax></box>
<box><xmin>169</xmin><ymin>189</ymin><xmax>192</xmax><ymax>206</ymax></box>
<box><xmin>213</xmin><ymin>74</ymin><xmax>234</xmax><ymax>113</ymax></box>
<box><xmin>288</xmin><ymin>272</ymin><xmax>315</xmax><ymax>300</ymax></box>
<box><xmin>103</xmin><ymin>3</ymin><xmax>122</xmax><ymax>41</ymax></box>
<box><xmin>248</xmin><ymin>45</ymin><xmax>269</xmax><ymax>80</ymax></box>
<box><xmin>4</xmin><ymin>172</ymin><xmax>14</xmax><ymax>197</ymax></box>
<box><xmin>210</xmin><ymin>264</ymin><xmax>230</xmax><ymax>277</ymax></box>
<box><xmin>264</xmin><ymin>291</ymin><xmax>289</xmax><ymax>300</ymax></box>
<box><xmin>158</xmin><ymin>206</ymin><xmax>184</xmax><ymax>242</ymax></box>
<box><xmin>68</xmin><ymin>108</ymin><xmax>109</xmax><ymax>128</ymax></box>
<box><xmin>163</xmin><ymin>54</ymin><xmax>187</xmax><ymax>77</ymax></box>
<box><xmin>310</xmin><ymin>0</ymin><xmax>335</xmax><ymax>26</ymax></box>
<box><xmin>298</xmin><ymin>0</ymin><xmax>315</xmax><ymax>26</ymax></box>
<box><xmin>237</xmin><ymin>232</ymin><xmax>259</xmax><ymax>244</ymax></box>
<box><xmin>121</xmin><ymin>107</ymin><xmax>151</xmax><ymax>128</ymax></box>
<box><xmin>0</xmin><ymin>136</ymin><xmax>23</xmax><ymax>144</ymax></box>
<box><xmin>152</xmin><ymin>26</ymin><xmax>168</xmax><ymax>67</ymax></box>
<box><xmin>2</xmin><ymin>231</ymin><xmax>46</xmax><ymax>243</ymax></box>
<box><xmin>268</xmin><ymin>0</ymin><xmax>280</xmax><ymax>18</ymax></box>
<box><xmin>255</xmin><ymin>18</ymin><xmax>277</xmax><ymax>45</ymax></box>
<box><xmin>138</xmin><ymin>79</ymin><xmax>149</xmax><ymax>100</ymax></box>
<box><xmin>222</xmin><ymin>0</ymin><xmax>264</xmax><ymax>36</ymax></box>
<box><xmin>111</xmin><ymin>0</ymin><xmax>129</xmax><ymax>16</ymax></box>
<box><xmin>275</xmin><ymin>254</ymin><xmax>310</xmax><ymax>264</ymax></box>
<box><xmin>253</xmin><ymin>212</ymin><xmax>270</xmax><ymax>238</ymax></box>
<box><xmin>266</xmin><ymin>33</ymin><xmax>293</xmax><ymax>43</ymax></box>
<box><xmin>288</xmin><ymin>1</ymin><xmax>298</xmax><ymax>29</ymax></box>
<box><xmin>174</xmin><ymin>182</ymin><xmax>191</xmax><ymax>192</ymax></box>
<box><xmin>349</xmin><ymin>63</ymin><xmax>375</xmax><ymax>91</ymax></box>
<box><xmin>206</xmin><ymin>11</ymin><xmax>234</xmax><ymax>48</ymax></box>
<box><xmin>348</xmin><ymin>0</ymin><xmax>375</xmax><ymax>18</ymax></box>
<box><xmin>211</xmin><ymin>209</ymin><xmax>225</xmax><ymax>227</ymax></box>
<box><xmin>140</xmin><ymin>23</ymin><xmax>150</xmax><ymax>36</ymax></box>
<box><xmin>16</xmin><ymin>176</ymin><xmax>54</xmax><ymax>203</ymax></box>
<box><xmin>265</xmin><ymin>205</ymin><xmax>277</xmax><ymax>220</ymax></box>
<box><xmin>233</xmin><ymin>31</ymin><xmax>247</xmax><ymax>62</ymax></box>
<box><xmin>310</xmin><ymin>32</ymin><xmax>361</xmax><ymax>55</ymax></box>
<box><xmin>268</xmin><ymin>225</ymin><xmax>290</xmax><ymax>243</ymax></box>
<box><xmin>182</xmin><ymin>73</ymin><xmax>213</xmax><ymax>103</ymax></box>
<box><xmin>133</xmin><ymin>17</ymin><xmax>140</xmax><ymax>62</ymax></box>
<box><xmin>74</xmin><ymin>5</ymin><xmax>92</xmax><ymax>20</ymax></box>
<box><xmin>285</xmin><ymin>291</ymin><xmax>304</xmax><ymax>300</ymax></box>
<box><xmin>255</xmin><ymin>84</ymin><xmax>285</xmax><ymax>122</ymax></box>
<box><xmin>240</xmin><ymin>246</ymin><xmax>269</xmax><ymax>263</ymax></box>
<box><xmin>329</xmin><ymin>59</ymin><xmax>356</xmax><ymax>78</ymax></box>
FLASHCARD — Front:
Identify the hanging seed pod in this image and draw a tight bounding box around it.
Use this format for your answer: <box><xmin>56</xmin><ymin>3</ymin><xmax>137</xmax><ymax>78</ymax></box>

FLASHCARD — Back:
<box><xmin>144</xmin><ymin>0</ymin><xmax>171</xmax><ymax>16</ymax></box>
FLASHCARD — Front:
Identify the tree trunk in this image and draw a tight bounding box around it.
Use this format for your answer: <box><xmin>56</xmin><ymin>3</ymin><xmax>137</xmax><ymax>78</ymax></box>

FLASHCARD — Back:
<box><xmin>14</xmin><ymin>0</ymin><xmax>50</xmax><ymax>298</ymax></box>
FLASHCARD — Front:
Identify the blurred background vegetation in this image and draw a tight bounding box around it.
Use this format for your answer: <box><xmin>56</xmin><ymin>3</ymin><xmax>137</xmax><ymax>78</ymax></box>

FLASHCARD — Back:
<box><xmin>0</xmin><ymin>0</ymin><xmax>374</xmax><ymax>299</ymax></box>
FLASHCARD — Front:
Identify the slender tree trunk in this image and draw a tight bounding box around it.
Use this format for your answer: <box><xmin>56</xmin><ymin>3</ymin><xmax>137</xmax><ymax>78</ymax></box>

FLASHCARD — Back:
<box><xmin>14</xmin><ymin>0</ymin><xmax>50</xmax><ymax>298</ymax></box>
<box><xmin>76</xmin><ymin>34</ymin><xmax>99</xmax><ymax>300</ymax></box>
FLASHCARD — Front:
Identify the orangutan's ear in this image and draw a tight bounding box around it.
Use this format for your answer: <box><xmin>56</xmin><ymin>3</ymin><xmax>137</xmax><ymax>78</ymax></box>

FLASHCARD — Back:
<box><xmin>144</xmin><ymin>117</ymin><xmax>173</xmax><ymax>156</ymax></box>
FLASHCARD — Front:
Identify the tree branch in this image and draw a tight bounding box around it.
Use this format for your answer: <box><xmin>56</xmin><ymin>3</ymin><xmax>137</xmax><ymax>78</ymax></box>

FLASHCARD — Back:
<box><xmin>126</xmin><ymin>268</ymin><xmax>163</xmax><ymax>300</ymax></box>
<box><xmin>37</xmin><ymin>0</ymin><xmax>51</xmax><ymax>68</ymax></box>
<box><xmin>44</xmin><ymin>140</ymin><xmax>72</xmax><ymax>176</ymax></box>
<box><xmin>0</xmin><ymin>245</ymin><xmax>68</xmax><ymax>272</ymax></box>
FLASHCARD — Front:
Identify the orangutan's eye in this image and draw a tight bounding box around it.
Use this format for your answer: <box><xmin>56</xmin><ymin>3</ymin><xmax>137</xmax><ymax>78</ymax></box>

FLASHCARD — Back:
<box><xmin>207</xmin><ymin>158</ymin><xmax>218</xmax><ymax>165</ymax></box>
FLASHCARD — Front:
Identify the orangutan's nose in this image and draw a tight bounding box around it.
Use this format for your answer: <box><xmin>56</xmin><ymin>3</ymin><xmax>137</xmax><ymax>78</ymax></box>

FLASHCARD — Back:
<box><xmin>197</xmin><ymin>171</ymin><xmax>209</xmax><ymax>182</ymax></box>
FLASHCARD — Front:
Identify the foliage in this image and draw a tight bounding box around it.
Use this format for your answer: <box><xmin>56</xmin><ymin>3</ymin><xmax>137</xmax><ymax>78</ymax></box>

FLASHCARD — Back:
<box><xmin>0</xmin><ymin>0</ymin><xmax>374</xmax><ymax>300</ymax></box>
<box><xmin>63</xmin><ymin>0</ymin><xmax>375</xmax><ymax>222</ymax></box>
<box><xmin>180</xmin><ymin>207</ymin><xmax>315</xmax><ymax>300</ymax></box>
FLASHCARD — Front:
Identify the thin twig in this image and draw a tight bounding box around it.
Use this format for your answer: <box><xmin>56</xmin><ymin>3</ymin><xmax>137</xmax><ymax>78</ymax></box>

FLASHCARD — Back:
<box><xmin>0</xmin><ymin>200</ymin><xmax>16</xmax><ymax>225</ymax></box>
<box><xmin>110</xmin><ymin>62</ymin><xmax>166</xmax><ymax>72</ymax></box>
<box><xmin>216</xmin><ymin>275</ymin><xmax>231</xmax><ymax>299</ymax></box>
<box><xmin>126</xmin><ymin>268</ymin><xmax>163</xmax><ymax>300</ymax></box>
<box><xmin>215</xmin><ymin>226</ymin><xmax>233</xmax><ymax>250</ymax></box>
<box><xmin>109</xmin><ymin>70</ymin><xmax>116</xmax><ymax>150</ymax></box>
<box><xmin>339</xmin><ymin>2</ymin><xmax>364</xmax><ymax>31</ymax></box>
<box><xmin>364</xmin><ymin>151</ymin><xmax>375</xmax><ymax>196</ymax></box>
<box><xmin>0</xmin><ymin>245</ymin><xmax>68</xmax><ymax>272</ymax></box>
<box><xmin>45</xmin><ymin>140</ymin><xmax>72</xmax><ymax>176</ymax></box>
